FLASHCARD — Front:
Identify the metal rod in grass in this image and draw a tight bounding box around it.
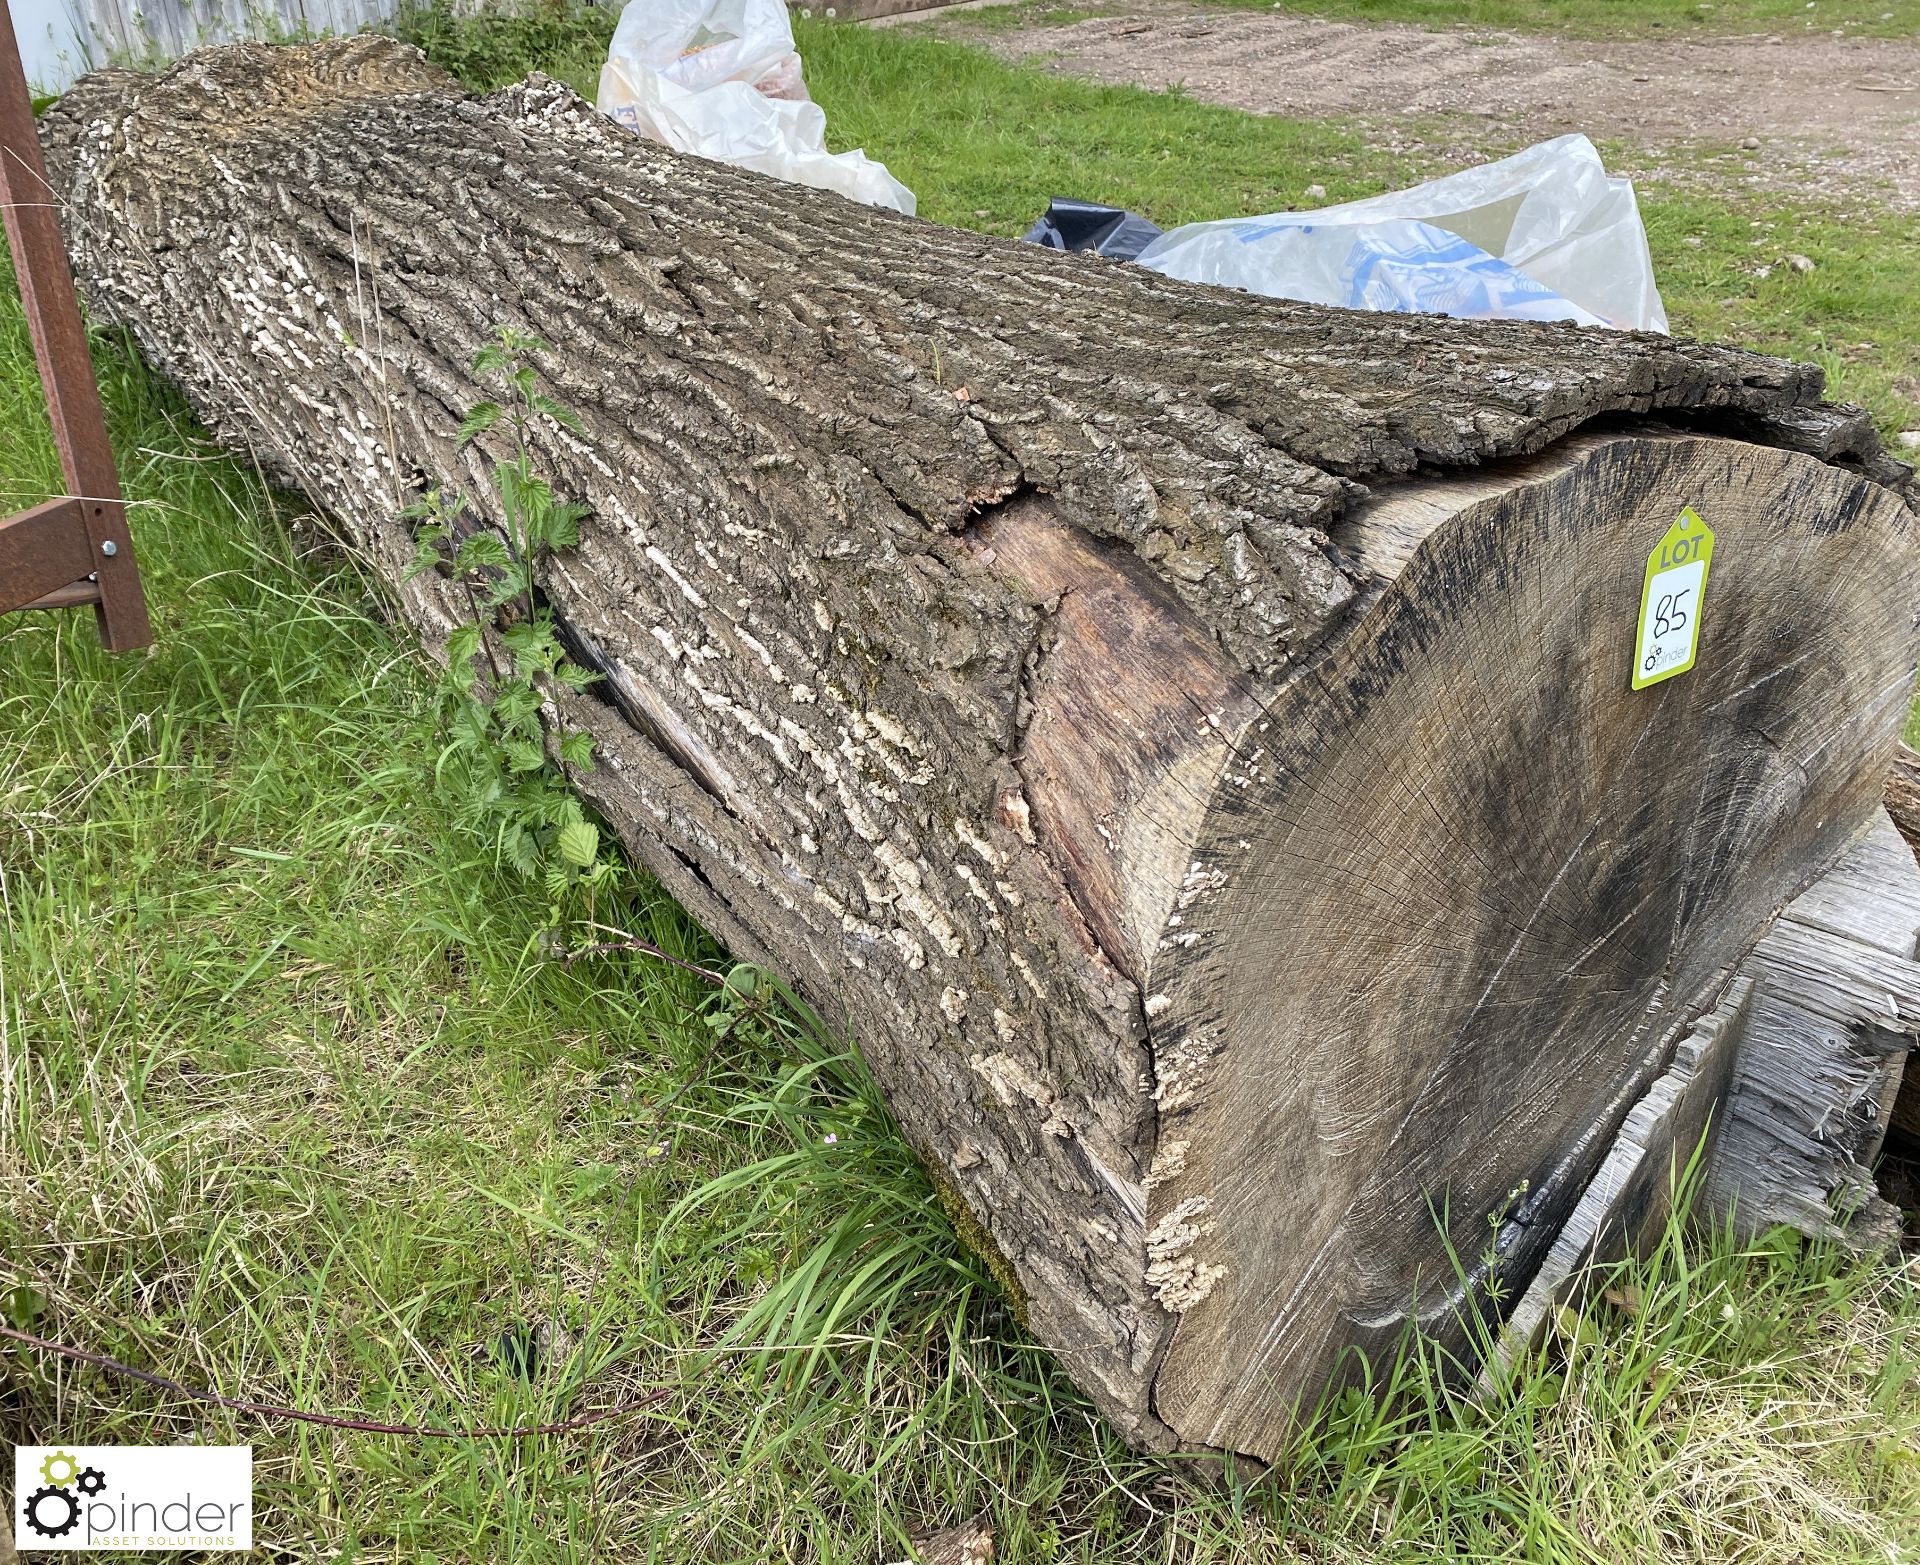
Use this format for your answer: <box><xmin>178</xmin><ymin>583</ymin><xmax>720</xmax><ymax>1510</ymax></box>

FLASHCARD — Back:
<box><xmin>0</xmin><ymin>935</ymin><xmax>737</xmax><ymax>1439</ymax></box>
<box><xmin>0</xmin><ymin>1323</ymin><xmax>675</xmax><ymax>1438</ymax></box>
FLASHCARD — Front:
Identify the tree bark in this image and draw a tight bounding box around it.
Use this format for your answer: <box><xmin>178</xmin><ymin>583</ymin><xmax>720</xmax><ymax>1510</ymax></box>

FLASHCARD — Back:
<box><xmin>42</xmin><ymin>36</ymin><xmax>1920</xmax><ymax>1461</ymax></box>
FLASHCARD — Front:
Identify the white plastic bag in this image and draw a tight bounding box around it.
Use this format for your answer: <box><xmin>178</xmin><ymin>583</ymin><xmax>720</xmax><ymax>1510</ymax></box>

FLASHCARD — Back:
<box><xmin>597</xmin><ymin>0</ymin><xmax>915</xmax><ymax>215</ymax></box>
<box><xmin>1135</xmin><ymin>136</ymin><xmax>1665</xmax><ymax>332</ymax></box>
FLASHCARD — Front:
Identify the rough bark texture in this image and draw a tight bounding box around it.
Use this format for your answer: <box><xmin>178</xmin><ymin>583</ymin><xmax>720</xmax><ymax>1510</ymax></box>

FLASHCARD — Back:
<box><xmin>41</xmin><ymin>37</ymin><xmax>1920</xmax><ymax>1460</ymax></box>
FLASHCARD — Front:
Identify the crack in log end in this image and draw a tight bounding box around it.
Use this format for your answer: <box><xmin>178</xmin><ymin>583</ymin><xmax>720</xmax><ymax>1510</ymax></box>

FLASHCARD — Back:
<box><xmin>1492</xmin><ymin>819</ymin><xmax>1920</xmax><ymax>1377</ymax></box>
<box><xmin>1479</xmin><ymin>978</ymin><xmax>1753</xmax><ymax>1385</ymax></box>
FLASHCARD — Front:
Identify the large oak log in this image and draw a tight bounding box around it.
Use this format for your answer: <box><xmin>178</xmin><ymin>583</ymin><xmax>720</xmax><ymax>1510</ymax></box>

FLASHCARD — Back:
<box><xmin>42</xmin><ymin>37</ymin><xmax>1920</xmax><ymax>1460</ymax></box>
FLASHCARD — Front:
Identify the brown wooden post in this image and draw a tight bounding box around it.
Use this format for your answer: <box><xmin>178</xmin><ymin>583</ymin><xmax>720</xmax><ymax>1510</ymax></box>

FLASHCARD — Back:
<box><xmin>0</xmin><ymin>0</ymin><xmax>150</xmax><ymax>649</ymax></box>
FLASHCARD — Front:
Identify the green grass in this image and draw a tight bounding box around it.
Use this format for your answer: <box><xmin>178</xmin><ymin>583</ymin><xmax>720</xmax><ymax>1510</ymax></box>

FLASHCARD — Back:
<box><xmin>4</xmin><ymin>8</ymin><xmax>1920</xmax><ymax>1561</ymax></box>
<box><xmin>1628</xmin><ymin>164</ymin><xmax>1920</xmax><ymax>437</ymax></box>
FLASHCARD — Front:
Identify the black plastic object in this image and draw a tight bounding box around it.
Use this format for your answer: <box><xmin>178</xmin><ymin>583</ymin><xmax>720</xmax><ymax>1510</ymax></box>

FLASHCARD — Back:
<box><xmin>1021</xmin><ymin>198</ymin><xmax>1164</xmax><ymax>262</ymax></box>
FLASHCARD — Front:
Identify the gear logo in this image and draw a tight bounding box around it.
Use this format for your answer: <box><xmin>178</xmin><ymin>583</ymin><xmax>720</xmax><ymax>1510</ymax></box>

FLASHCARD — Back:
<box><xmin>23</xmin><ymin>1483</ymin><xmax>81</xmax><ymax>1540</ymax></box>
<box><xmin>38</xmin><ymin>1449</ymin><xmax>79</xmax><ymax>1487</ymax></box>
<box><xmin>14</xmin><ymin>1441</ymin><xmax>250</xmax><ymax>1550</ymax></box>
<box><xmin>21</xmin><ymin>1449</ymin><xmax>102</xmax><ymax>1541</ymax></box>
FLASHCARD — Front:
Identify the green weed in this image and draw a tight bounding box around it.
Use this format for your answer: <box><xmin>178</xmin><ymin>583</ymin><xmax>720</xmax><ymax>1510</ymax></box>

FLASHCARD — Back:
<box><xmin>403</xmin><ymin>327</ymin><xmax>612</xmax><ymax>897</ymax></box>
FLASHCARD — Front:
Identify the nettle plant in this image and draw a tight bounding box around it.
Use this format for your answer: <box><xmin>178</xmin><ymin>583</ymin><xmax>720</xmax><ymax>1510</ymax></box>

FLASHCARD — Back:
<box><xmin>405</xmin><ymin>327</ymin><xmax>617</xmax><ymax>906</ymax></box>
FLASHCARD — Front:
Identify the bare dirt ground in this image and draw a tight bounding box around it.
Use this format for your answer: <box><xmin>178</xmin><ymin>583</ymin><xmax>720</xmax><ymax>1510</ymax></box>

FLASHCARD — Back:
<box><xmin>925</xmin><ymin>3</ymin><xmax>1920</xmax><ymax>207</ymax></box>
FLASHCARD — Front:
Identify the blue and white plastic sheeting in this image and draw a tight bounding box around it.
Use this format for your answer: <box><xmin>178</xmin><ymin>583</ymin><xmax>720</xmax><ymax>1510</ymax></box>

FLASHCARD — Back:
<box><xmin>1133</xmin><ymin>135</ymin><xmax>1666</xmax><ymax>332</ymax></box>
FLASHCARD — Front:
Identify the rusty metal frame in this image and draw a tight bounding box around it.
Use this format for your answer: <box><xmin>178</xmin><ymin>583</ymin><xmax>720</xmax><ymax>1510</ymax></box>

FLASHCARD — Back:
<box><xmin>0</xmin><ymin>0</ymin><xmax>150</xmax><ymax>650</ymax></box>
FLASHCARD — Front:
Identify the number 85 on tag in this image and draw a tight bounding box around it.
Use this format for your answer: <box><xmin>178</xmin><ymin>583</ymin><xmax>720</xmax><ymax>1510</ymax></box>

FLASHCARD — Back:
<box><xmin>1632</xmin><ymin>508</ymin><xmax>1714</xmax><ymax>691</ymax></box>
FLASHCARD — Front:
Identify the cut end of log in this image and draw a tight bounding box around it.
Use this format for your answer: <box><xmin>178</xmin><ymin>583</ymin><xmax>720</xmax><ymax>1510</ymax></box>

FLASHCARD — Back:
<box><xmin>1139</xmin><ymin>434</ymin><xmax>1917</xmax><ymax>1457</ymax></box>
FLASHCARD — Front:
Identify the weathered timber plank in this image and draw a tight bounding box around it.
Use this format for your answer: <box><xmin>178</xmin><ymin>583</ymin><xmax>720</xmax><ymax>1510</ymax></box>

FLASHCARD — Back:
<box><xmin>1703</xmin><ymin>814</ymin><xmax>1920</xmax><ymax>1248</ymax></box>
<box><xmin>1480</xmin><ymin>976</ymin><xmax>1751</xmax><ymax>1386</ymax></box>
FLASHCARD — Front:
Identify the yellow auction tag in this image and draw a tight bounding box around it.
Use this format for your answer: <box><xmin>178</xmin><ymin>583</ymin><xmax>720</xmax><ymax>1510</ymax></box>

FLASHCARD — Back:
<box><xmin>1632</xmin><ymin>507</ymin><xmax>1714</xmax><ymax>690</ymax></box>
